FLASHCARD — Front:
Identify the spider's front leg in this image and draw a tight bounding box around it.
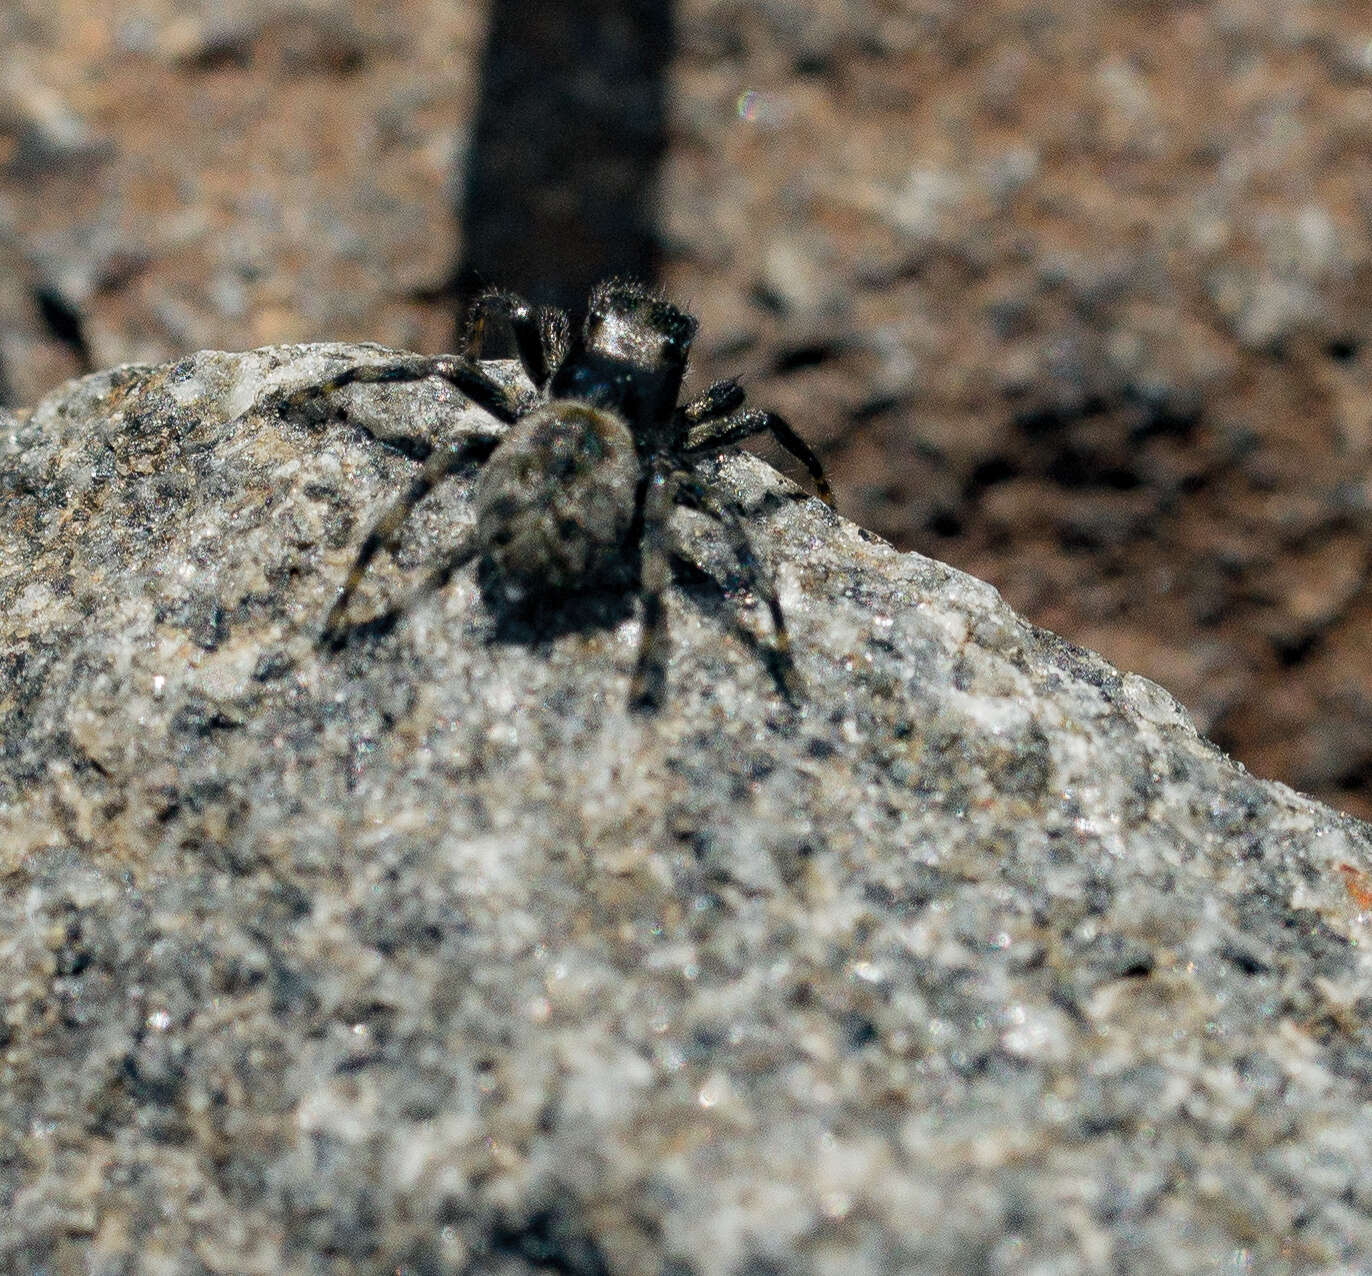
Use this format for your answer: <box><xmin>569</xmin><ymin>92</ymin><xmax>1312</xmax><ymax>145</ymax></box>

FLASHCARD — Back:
<box><xmin>680</xmin><ymin>389</ymin><xmax>835</xmax><ymax>508</ymax></box>
<box><xmin>320</xmin><ymin>434</ymin><xmax>499</xmax><ymax>649</ymax></box>
<box><xmin>463</xmin><ymin>288</ymin><xmax>570</xmax><ymax>391</ymax></box>
<box><xmin>676</xmin><ymin>378</ymin><xmax>746</xmax><ymax>426</ymax></box>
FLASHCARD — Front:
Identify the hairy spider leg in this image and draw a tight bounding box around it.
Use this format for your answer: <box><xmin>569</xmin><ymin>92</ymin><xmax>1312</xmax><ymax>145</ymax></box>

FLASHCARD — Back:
<box><xmin>538</xmin><ymin>306</ymin><xmax>572</xmax><ymax>376</ymax></box>
<box><xmin>320</xmin><ymin>435</ymin><xmax>500</xmax><ymax>648</ymax></box>
<box><xmin>275</xmin><ymin>355</ymin><xmax>522</xmax><ymax>427</ymax></box>
<box><xmin>629</xmin><ymin>461</ymin><xmax>680</xmax><ymax>711</ymax></box>
<box><xmin>676</xmin><ymin>377</ymin><xmax>746</xmax><ymax>427</ymax></box>
<box><xmin>684</xmin><ymin>405</ymin><xmax>835</xmax><ymax>508</ymax></box>
<box><xmin>351</xmin><ymin>538</ymin><xmax>482</xmax><ymax>646</ymax></box>
<box><xmin>672</xmin><ymin>472</ymin><xmax>799</xmax><ymax>702</ymax></box>
<box><xmin>463</xmin><ymin>287</ymin><xmax>567</xmax><ymax>391</ymax></box>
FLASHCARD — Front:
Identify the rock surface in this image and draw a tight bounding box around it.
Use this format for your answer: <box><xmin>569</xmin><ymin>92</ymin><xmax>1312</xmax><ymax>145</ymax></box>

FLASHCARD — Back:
<box><xmin>7</xmin><ymin>0</ymin><xmax>1372</xmax><ymax>816</ymax></box>
<box><xmin>4</xmin><ymin>347</ymin><xmax>1372</xmax><ymax>1273</ymax></box>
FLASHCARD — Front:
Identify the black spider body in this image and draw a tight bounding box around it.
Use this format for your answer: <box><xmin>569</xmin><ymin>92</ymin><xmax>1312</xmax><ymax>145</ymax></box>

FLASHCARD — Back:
<box><xmin>273</xmin><ymin>279</ymin><xmax>833</xmax><ymax>709</ymax></box>
<box><xmin>472</xmin><ymin>400</ymin><xmax>638</xmax><ymax>603</ymax></box>
<box><xmin>551</xmin><ymin>282</ymin><xmax>697</xmax><ymax>430</ymax></box>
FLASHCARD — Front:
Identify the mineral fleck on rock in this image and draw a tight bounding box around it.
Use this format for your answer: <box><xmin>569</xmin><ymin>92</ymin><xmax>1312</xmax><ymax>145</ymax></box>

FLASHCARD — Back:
<box><xmin>3</xmin><ymin>347</ymin><xmax>1372</xmax><ymax>1273</ymax></box>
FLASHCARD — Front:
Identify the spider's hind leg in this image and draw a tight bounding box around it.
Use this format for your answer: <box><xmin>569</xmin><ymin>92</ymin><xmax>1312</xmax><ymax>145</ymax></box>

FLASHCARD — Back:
<box><xmin>673</xmin><ymin>473</ymin><xmax>800</xmax><ymax>704</ymax></box>
<box><xmin>629</xmin><ymin>464</ymin><xmax>679</xmax><ymax>711</ymax></box>
<box><xmin>320</xmin><ymin>435</ymin><xmax>498</xmax><ymax>648</ymax></box>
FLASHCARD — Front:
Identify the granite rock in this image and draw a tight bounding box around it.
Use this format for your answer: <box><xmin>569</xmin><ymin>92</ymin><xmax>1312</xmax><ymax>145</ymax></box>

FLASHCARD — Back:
<box><xmin>3</xmin><ymin>347</ymin><xmax>1372</xmax><ymax>1273</ymax></box>
<box><xmin>9</xmin><ymin>0</ymin><xmax>1372</xmax><ymax>817</ymax></box>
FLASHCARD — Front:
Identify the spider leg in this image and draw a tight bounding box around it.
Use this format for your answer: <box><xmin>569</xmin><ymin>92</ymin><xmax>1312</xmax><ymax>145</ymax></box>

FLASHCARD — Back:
<box><xmin>339</xmin><ymin>538</ymin><xmax>481</xmax><ymax>648</ymax></box>
<box><xmin>538</xmin><ymin>306</ymin><xmax>571</xmax><ymax>377</ymax></box>
<box><xmin>684</xmin><ymin>406</ymin><xmax>835</xmax><ymax>508</ymax></box>
<box><xmin>462</xmin><ymin>287</ymin><xmax>568</xmax><ymax>391</ymax></box>
<box><xmin>273</xmin><ymin>355</ymin><xmax>520</xmax><ymax>426</ymax></box>
<box><xmin>673</xmin><ymin>472</ymin><xmax>799</xmax><ymax>703</ymax></box>
<box><xmin>629</xmin><ymin>462</ymin><xmax>679</xmax><ymax>711</ymax></box>
<box><xmin>319</xmin><ymin>434</ymin><xmax>499</xmax><ymax>649</ymax></box>
<box><xmin>675</xmin><ymin>378</ymin><xmax>746</xmax><ymax>428</ymax></box>
<box><xmin>405</xmin><ymin>355</ymin><xmax>523</xmax><ymax>424</ymax></box>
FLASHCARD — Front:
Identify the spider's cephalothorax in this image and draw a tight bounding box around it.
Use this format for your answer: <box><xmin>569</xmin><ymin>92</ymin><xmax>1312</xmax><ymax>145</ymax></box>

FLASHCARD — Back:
<box><xmin>273</xmin><ymin>279</ymin><xmax>834</xmax><ymax>710</ymax></box>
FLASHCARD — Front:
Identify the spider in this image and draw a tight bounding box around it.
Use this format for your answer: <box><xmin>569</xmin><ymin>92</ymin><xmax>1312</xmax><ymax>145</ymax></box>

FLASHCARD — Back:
<box><xmin>271</xmin><ymin>279</ymin><xmax>834</xmax><ymax>710</ymax></box>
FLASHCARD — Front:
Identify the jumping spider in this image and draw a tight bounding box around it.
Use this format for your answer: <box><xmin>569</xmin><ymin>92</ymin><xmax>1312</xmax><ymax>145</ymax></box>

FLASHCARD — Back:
<box><xmin>272</xmin><ymin>279</ymin><xmax>834</xmax><ymax>710</ymax></box>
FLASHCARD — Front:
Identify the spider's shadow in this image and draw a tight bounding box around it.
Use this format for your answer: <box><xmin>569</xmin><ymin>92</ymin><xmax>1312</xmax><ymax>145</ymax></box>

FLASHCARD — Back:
<box><xmin>481</xmin><ymin>551</ymin><xmax>792</xmax><ymax>701</ymax></box>
<box><xmin>332</xmin><ymin>544</ymin><xmax>791</xmax><ymax>700</ymax></box>
<box><xmin>476</xmin><ymin>553</ymin><xmax>730</xmax><ymax>646</ymax></box>
<box><xmin>324</xmin><ymin>544</ymin><xmax>636</xmax><ymax>651</ymax></box>
<box><xmin>480</xmin><ymin>567</ymin><xmax>638</xmax><ymax>647</ymax></box>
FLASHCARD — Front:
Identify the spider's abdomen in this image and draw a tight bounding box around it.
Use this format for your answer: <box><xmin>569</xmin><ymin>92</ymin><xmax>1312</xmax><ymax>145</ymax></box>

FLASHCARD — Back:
<box><xmin>473</xmin><ymin>400</ymin><xmax>639</xmax><ymax>602</ymax></box>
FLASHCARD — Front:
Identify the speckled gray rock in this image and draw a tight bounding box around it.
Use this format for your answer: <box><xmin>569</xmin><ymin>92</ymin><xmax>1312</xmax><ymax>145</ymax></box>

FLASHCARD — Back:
<box><xmin>4</xmin><ymin>346</ymin><xmax>1372</xmax><ymax>1274</ymax></box>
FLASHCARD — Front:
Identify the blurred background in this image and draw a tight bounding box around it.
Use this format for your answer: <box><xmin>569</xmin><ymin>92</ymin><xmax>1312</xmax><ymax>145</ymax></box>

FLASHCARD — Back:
<box><xmin>4</xmin><ymin>0</ymin><xmax>1372</xmax><ymax>814</ymax></box>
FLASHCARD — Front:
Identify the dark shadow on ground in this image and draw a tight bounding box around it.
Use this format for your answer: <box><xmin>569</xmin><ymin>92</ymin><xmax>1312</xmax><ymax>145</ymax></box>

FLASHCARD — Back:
<box><xmin>452</xmin><ymin>0</ymin><xmax>674</xmax><ymax>334</ymax></box>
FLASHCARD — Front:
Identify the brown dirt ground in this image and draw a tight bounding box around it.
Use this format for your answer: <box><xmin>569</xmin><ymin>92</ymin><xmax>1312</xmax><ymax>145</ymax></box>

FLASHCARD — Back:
<box><xmin>5</xmin><ymin>0</ymin><xmax>1372</xmax><ymax>815</ymax></box>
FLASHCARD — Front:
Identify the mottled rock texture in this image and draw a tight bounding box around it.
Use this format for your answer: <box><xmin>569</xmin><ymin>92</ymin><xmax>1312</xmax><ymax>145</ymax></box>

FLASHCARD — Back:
<box><xmin>8</xmin><ymin>0</ymin><xmax>1372</xmax><ymax>816</ymax></box>
<box><xmin>4</xmin><ymin>348</ymin><xmax>1372</xmax><ymax>1274</ymax></box>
